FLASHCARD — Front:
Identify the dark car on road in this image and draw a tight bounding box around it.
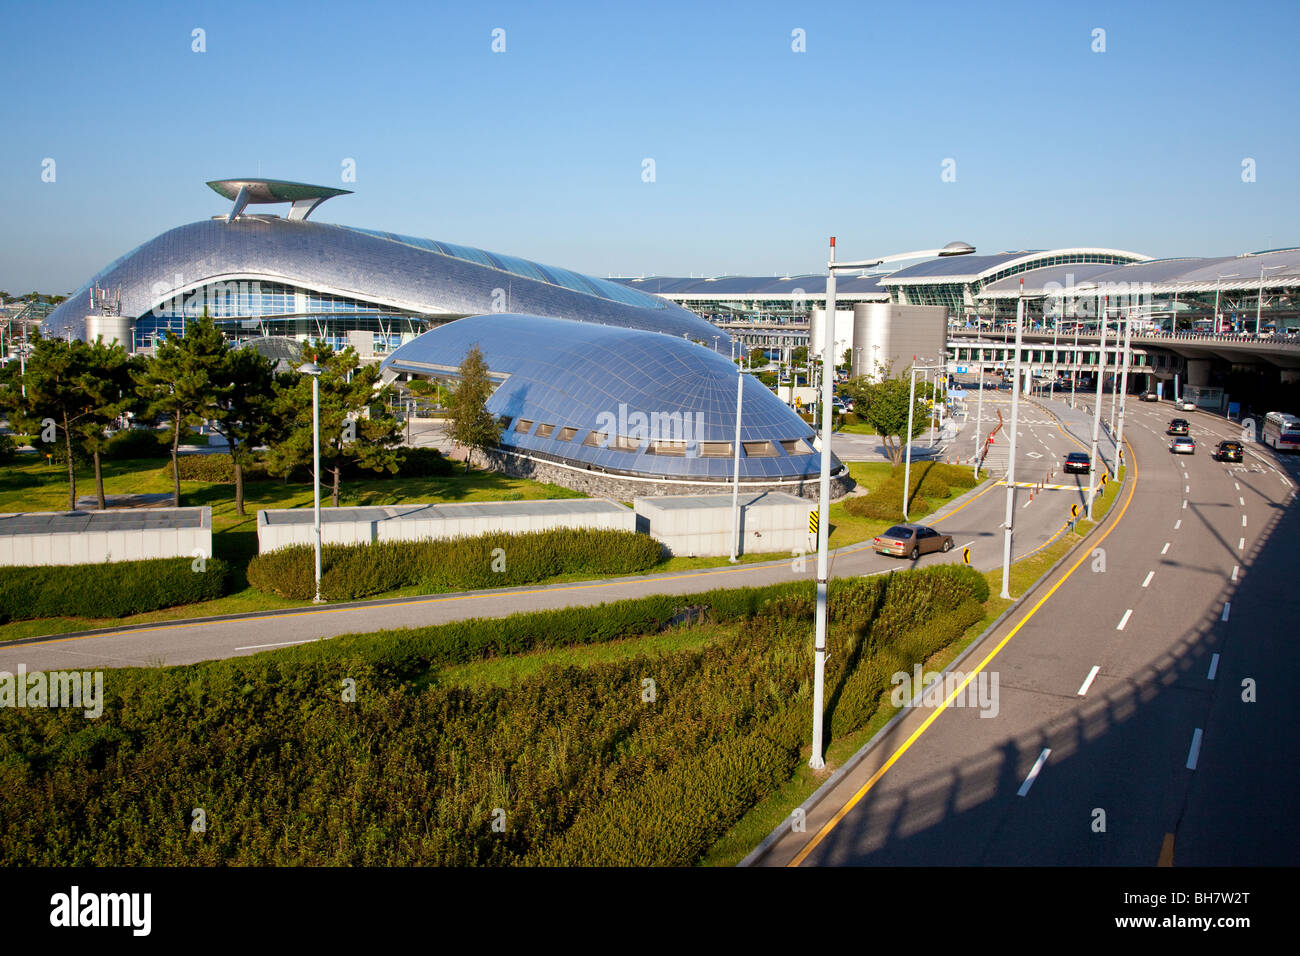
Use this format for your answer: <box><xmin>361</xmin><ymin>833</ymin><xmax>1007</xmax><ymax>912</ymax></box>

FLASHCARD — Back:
<box><xmin>1064</xmin><ymin>451</ymin><xmax>1090</xmax><ymax>474</ymax></box>
<box><xmin>1213</xmin><ymin>440</ymin><xmax>1244</xmax><ymax>462</ymax></box>
<box><xmin>1167</xmin><ymin>419</ymin><xmax>1190</xmax><ymax>436</ymax></box>
<box><xmin>872</xmin><ymin>523</ymin><xmax>954</xmax><ymax>560</ymax></box>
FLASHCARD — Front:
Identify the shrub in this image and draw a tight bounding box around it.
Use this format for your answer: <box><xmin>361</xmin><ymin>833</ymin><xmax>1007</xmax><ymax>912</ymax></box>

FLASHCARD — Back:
<box><xmin>393</xmin><ymin>446</ymin><xmax>456</xmax><ymax>478</ymax></box>
<box><xmin>246</xmin><ymin>527</ymin><xmax>665</xmax><ymax>602</ymax></box>
<box><xmin>103</xmin><ymin>429</ymin><xmax>169</xmax><ymax>461</ymax></box>
<box><xmin>0</xmin><ymin>556</ymin><xmax>229</xmax><ymax>623</ymax></box>
<box><xmin>0</xmin><ymin>433</ymin><xmax>15</xmax><ymax>465</ymax></box>
<box><xmin>163</xmin><ymin>452</ymin><xmax>275</xmax><ymax>483</ymax></box>
<box><xmin>0</xmin><ymin>562</ymin><xmax>988</xmax><ymax>865</ymax></box>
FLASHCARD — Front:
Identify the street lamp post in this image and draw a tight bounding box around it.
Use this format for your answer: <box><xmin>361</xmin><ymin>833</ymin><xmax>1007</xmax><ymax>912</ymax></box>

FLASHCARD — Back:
<box><xmin>811</xmin><ymin>237</ymin><xmax>975</xmax><ymax>770</ymax></box>
<box><xmin>999</xmin><ymin>282</ymin><xmax>1025</xmax><ymax>600</ymax></box>
<box><xmin>298</xmin><ymin>361</ymin><xmax>324</xmax><ymax>604</ymax></box>
<box><xmin>1257</xmin><ymin>264</ymin><xmax>1285</xmax><ymax>335</ymax></box>
<box><xmin>973</xmin><ymin>339</ymin><xmax>985</xmax><ymax>479</ymax></box>
<box><xmin>1116</xmin><ymin>308</ymin><xmax>1134</xmax><ymax>454</ymax></box>
<box><xmin>1086</xmin><ymin>297</ymin><xmax>1107</xmax><ymax>520</ymax></box>
<box><xmin>729</xmin><ymin>365</ymin><xmax>744</xmax><ymax>563</ymax></box>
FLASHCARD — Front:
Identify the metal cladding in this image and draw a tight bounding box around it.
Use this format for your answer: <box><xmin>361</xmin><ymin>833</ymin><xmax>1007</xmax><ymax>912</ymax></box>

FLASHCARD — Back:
<box><xmin>42</xmin><ymin>217</ymin><xmax>723</xmax><ymax>344</ymax></box>
<box><xmin>382</xmin><ymin>313</ymin><xmax>834</xmax><ymax>482</ymax></box>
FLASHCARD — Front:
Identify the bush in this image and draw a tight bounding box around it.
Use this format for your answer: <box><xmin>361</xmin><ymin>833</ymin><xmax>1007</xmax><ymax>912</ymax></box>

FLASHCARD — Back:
<box><xmin>0</xmin><ymin>562</ymin><xmax>988</xmax><ymax>865</ymax></box>
<box><xmin>163</xmin><ymin>452</ymin><xmax>276</xmax><ymax>483</ymax></box>
<box><xmin>103</xmin><ymin>429</ymin><xmax>169</xmax><ymax>461</ymax></box>
<box><xmin>391</xmin><ymin>446</ymin><xmax>455</xmax><ymax>479</ymax></box>
<box><xmin>246</xmin><ymin>527</ymin><xmax>665</xmax><ymax>602</ymax></box>
<box><xmin>0</xmin><ymin>556</ymin><xmax>229</xmax><ymax>623</ymax></box>
<box><xmin>0</xmin><ymin>433</ymin><xmax>15</xmax><ymax>465</ymax></box>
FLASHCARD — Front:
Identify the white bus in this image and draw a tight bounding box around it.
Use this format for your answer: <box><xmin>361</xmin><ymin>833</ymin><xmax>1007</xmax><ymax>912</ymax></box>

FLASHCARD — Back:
<box><xmin>1262</xmin><ymin>411</ymin><xmax>1300</xmax><ymax>451</ymax></box>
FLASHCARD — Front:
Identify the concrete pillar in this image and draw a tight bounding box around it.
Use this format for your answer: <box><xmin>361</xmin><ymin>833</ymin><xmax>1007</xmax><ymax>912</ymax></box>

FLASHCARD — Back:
<box><xmin>1185</xmin><ymin>358</ymin><xmax>1212</xmax><ymax>386</ymax></box>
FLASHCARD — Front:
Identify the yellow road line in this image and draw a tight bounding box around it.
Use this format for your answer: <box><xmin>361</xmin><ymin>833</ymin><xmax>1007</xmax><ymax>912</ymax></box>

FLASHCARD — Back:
<box><xmin>788</xmin><ymin>437</ymin><xmax>1140</xmax><ymax>867</ymax></box>
<box><xmin>1158</xmin><ymin>833</ymin><xmax>1175</xmax><ymax>867</ymax></box>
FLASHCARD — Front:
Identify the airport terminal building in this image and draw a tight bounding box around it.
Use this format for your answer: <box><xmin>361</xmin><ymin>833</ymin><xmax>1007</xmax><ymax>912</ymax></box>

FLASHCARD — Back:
<box><xmin>43</xmin><ymin>179</ymin><xmax>847</xmax><ymax>499</ymax></box>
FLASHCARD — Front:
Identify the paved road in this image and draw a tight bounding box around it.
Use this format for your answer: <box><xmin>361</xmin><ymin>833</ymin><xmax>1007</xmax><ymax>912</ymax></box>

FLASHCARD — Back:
<box><xmin>0</xmin><ymin>397</ymin><xmax>1101</xmax><ymax>671</ymax></box>
<box><xmin>756</xmin><ymin>397</ymin><xmax>1299</xmax><ymax>867</ymax></box>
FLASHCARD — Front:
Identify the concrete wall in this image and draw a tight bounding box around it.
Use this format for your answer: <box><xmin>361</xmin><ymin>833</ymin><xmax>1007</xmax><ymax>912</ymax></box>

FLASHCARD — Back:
<box><xmin>0</xmin><ymin>508</ymin><xmax>212</xmax><ymax>567</ymax></box>
<box><xmin>851</xmin><ymin>303</ymin><xmax>948</xmax><ymax>378</ymax></box>
<box><xmin>256</xmin><ymin>499</ymin><xmax>637</xmax><ymax>553</ymax></box>
<box><xmin>634</xmin><ymin>492</ymin><xmax>812</xmax><ymax>558</ymax></box>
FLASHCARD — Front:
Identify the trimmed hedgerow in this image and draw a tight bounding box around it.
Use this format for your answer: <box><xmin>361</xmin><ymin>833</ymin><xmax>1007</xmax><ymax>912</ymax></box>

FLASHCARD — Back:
<box><xmin>844</xmin><ymin>461</ymin><xmax>982</xmax><ymax>520</ymax></box>
<box><xmin>246</xmin><ymin>527</ymin><xmax>664</xmax><ymax>602</ymax></box>
<box><xmin>103</xmin><ymin>429</ymin><xmax>169</xmax><ymax>461</ymax></box>
<box><xmin>0</xmin><ymin>564</ymin><xmax>988</xmax><ymax>865</ymax></box>
<box><xmin>0</xmin><ymin>556</ymin><xmax>229</xmax><ymax>623</ymax></box>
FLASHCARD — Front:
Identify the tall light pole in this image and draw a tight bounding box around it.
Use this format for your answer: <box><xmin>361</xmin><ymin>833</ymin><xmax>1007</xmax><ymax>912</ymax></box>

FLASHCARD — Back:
<box><xmin>1257</xmin><ymin>264</ymin><xmax>1285</xmax><ymax>334</ymax></box>
<box><xmin>1116</xmin><ymin>307</ymin><xmax>1134</xmax><ymax>453</ymax></box>
<box><xmin>999</xmin><ymin>281</ymin><xmax>1025</xmax><ymax>600</ymax></box>
<box><xmin>973</xmin><ymin>339</ymin><xmax>985</xmax><ymax>478</ymax></box>
<box><xmin>1086</xmin><ymin>296</ymin><xmax>1107</xmax><ymax>520</ymax></box>
<box><xmin>299</xmin><ymin>361</ymin><xmax>324</xmax><ymax>604</ymax></box>
<box><xmin>811</xmin><ymin>237</ymin><xmax>975</xmax><ymax>770</ymax></box>
<box><xmin>729</xmin><ymin>365</ymin><xmax>744</xmax><ymax>563</ymax></box>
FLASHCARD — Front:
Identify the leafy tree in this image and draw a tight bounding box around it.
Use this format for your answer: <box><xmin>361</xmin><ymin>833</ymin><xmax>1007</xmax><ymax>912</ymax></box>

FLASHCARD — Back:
<box><xmin>134</xmin><ymin>312</ymin><xmax>229</xmax><ymax>507</ymax></box>
<box><xmin>206</xmin><ymin>347</ymin><xmax>285</xmax><ymax>517</ymax></box>
<box><xmin>268</xmin><ymin>342</ymin><xmax>403</xmax><ymax>506</ymax></box>
<box><xmin>747</xmin><ymin>347</ymin><xmax>766</xmax><ymax>367</ymax></box>
<box><xmin>447</xmin><ymin>344</ymin><xmax>501</xmax><ymax>473</ymax></box>
<box><xmin>841</xmin><ymin>362</ymin><xmax>932</xmax><ymax>466</ymax></box>
<box><xmin>71</xmin><ymin>341</ymin><xmax>139</xmax><ymax>509</ymax></box>
<box><xmin>792</xmin><ymin>345</ymin><xmax>808</xmax><ymax>366</ymax></box>
<box><xmin>1</xmin><ymin>336</ymin><xmax>93</xmax><ymax>510</ymax></box>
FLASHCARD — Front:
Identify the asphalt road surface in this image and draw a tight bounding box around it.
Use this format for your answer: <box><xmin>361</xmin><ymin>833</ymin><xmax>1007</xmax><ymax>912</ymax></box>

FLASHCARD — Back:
<box><xmin>757</xmin><ymin>397</ymin><xmax>1299</xmax><ymax>867</ymax></box>
<box><xmin>0</xmin><ymin>396</ymin><xmax>1104</xmax><ymax>672</ymax></box>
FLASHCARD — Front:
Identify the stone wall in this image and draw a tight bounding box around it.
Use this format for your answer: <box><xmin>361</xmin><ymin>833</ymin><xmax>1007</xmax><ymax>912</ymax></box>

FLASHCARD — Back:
<box><xmin>466</xmin><ymin>447</ymin><xmax>855</xmax><ymax>501</ymax></box>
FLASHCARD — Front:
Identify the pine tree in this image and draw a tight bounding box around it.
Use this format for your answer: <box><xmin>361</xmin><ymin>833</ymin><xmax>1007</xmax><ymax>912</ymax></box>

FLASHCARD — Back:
<box><xmin>206</xmin><ymin>347</ymin><xmax>284</xmax><ymax>517</ymax></box>
<box><xmin>447</xmin><ymin>344</ymin><xmax>501</xmax><ymax>473</ymax></box>
<box><xmin>72</xmin><ymin>340</ymin><xmax>138</xmax><ymax>509</ymax></box>
<box><xmin>4</xmin><ymin>336</ymin><xmax>94</xmax><ymax>510</ymax></box>
<box><xmin>267</xmin><ymin>342</ymin><xmax>403</xmax><ymax>507</ymax></box>
<box><xmin>134</xmin><ymin>312</ymin><xmax>229</xmax><ymax>507</ymax></box>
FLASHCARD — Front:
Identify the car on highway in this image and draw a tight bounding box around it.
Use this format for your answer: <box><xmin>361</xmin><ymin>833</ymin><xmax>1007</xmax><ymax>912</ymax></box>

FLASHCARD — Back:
<box><xmin>1170</xmin><ymin>436</ymin><xmax>1196</xmax><ymax>455</ymax></box>
<box><xmin>1212</xmin><ymin>440</ymin><xmax>1244</xmax><ymax>462</ymax></box>
<box><xmin>1178</xmin><ymin>399</ymin><xmax>1197</xmax><ymax>411</ymax></box>
<box><xmin>1140</xmin><ymin>391</ymin><xmax>1159</xmax><ymax>402</ymax></box>
<box><xmin>1167</xmin><ymin>418</ymin><xmax>1190</xmax><ymax>436</ymax></box>
<box><xmin>872</xmin><ymin>523</ymin><xmax>954</xmax><ymax>560</ymax></box>
<box><xmin>1063</xmin><ymin>451</ymin><xmax>1090</xmax><ymax>474</ymax></box>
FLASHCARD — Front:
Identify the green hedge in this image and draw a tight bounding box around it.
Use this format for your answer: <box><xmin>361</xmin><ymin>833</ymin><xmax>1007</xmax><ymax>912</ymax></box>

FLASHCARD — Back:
<box><xmin>0</xmin><ymin>556</ymin><xmax>229</xmax><ymax>623</ymax></box>
<box><xmin>246</xmin><ymin>527</ymin><xmax>665</xmax><ymax>602</ymax></box>
<box><xmin>104</xmin><ymin>429</ymin><xmax>169</xmax><ymax>461</ymax></box>
<box><xmin>0</xmin><ymin>563</ymin><xmax>988</xmax><ymax>865</ymax></box>
<box><xmin>163</xmin><ymin>453</ymin><xmax>276</xmax><ymax>484</ymax></box>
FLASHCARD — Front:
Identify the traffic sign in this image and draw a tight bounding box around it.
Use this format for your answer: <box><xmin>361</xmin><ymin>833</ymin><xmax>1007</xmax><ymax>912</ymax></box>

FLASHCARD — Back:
<box><xmin>1070</xmin><ymin>503</ymin><xmax>1079</xmax><ymax>518</ymax></box>
<box><xmin>1100</xmin><ymin>473</ymin><xmax>1109</xmax><ymax>487</ymax></box>
<box><xmin>809</xmin><ymin>510</ymin><xmax>818</xmax><ymax>535</ymax></box>
<box><xmin>961</xmin><ymin>546</ymin><xmax>971</xmax><ymax>565</ymax></box>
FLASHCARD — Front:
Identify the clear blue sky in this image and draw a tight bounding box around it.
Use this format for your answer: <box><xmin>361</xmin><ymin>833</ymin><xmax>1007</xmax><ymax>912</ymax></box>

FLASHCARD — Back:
<box><xmin>3</xmin><ymin>0</ymin><xmax>1298</xmax><ymax>293</ymax></box>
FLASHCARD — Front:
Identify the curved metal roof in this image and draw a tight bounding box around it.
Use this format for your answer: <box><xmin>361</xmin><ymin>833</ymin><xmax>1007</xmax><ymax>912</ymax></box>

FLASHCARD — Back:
<box><xmin>613</xmin><ymin>274</ymin><xmax>890</xmax><ymax>297</ymax></box>
<box><xmin>381</xmin><ymin>313</ymin><xmax>831</xmax><ymax>482</ymax></box>
<box><xmin>886</xmin><ymin>248</ymin><xmax>1151</xmax><ymax>284</ymax></box>
<box><xmin>43</xmin><ymin>218</ymin><xmax>721</xmax><ymax>344</ymax></box>
<box><xmin>977</xmin><ymin>249</ymin><xmax>1300</xmax><ymax>299</ymax></box>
